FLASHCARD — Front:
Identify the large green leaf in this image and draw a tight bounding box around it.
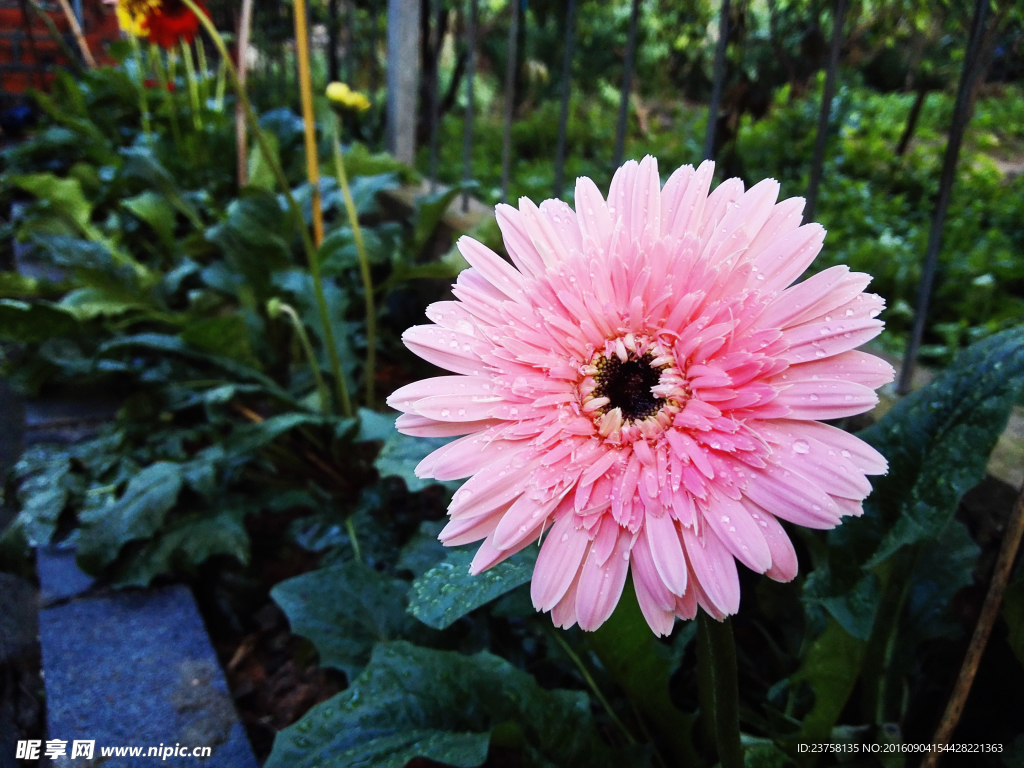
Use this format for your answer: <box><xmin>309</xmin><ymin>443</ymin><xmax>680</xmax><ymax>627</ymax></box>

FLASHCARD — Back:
<box><xmin>271</xmin><ymin>561</ymin><xmax>415</xmax><ymax>679</ymax></box>
<box><xmin>77</xmin><ymin>462</ymin><xmax>184</xmax><ymax>573</ymax></box>
<box><xmin>122</xmin><ymin>190</ymin><xmax>176</xmax><ymax>248</ymax></box>
<box><xmin>795</xmin><ymin>327</ymin><xmax>1024</xmax><ymax>751</ymax></box>
<box><xmin>208</xmin><ymin>190</ymin><xmax>294</xmax><ymax>302</ymax></box>
<box><xmin>408</xmin><ymin>547</ymin><xmax>538</xmax><ymax>630</ymax></box>
<box><xmin>10</xmin><ymin>173</ymin><xmax>93</xmax><ymax>233</ymax></box>
<box><xmin>180</xmin><ymin>315</ymin><xmax>263</xmax><ymax>370</ymax></box>
<box><xmin>113</xmin><ymin>509</ymin><xmax>250</xmax><ymax>587</ymax></box>
<box><xmin>266</xmin><ymin>641</ymin><xmax>621</xmax><ymax>768</ymax></box>
<box><xmin>7</xmin><ymin>445</ymin><xmax>76</xmax><ymax>547</ymax></box>
<box><xmin>373</xmin><ymin>423</ymin><xmax>459</xmax><ymax>494</ymax></box>
<box><xmin>788</xmin><ymin>617</ymin><xmax>866</xmax><ymax>762</ymax></box>
<box><xmin>0</xmin><ymin>299</ymin><xmax>80</xmax><ymax>342</ymax></box>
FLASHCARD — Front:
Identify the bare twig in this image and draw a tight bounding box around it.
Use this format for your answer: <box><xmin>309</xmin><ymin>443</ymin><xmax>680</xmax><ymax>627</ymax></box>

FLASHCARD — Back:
<box><xmin>56</xmin><ymin>0</ymin><xmax>95</xmax><ymax>67</ymax></box>
<box><xmin>922</xmin><ymin>480</ymin><xmax>1024</xmax><ymax>768</ymax></box>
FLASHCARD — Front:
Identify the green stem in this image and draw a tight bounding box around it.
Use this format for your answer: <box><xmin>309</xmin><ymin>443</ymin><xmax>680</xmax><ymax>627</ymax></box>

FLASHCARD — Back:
<box><xmin>697</xmin><ymin>613</ymin><xmax>744</xmax><ymax>768</ymax></box>
<box><xmin>183</xmin><ymin>0</ymin><xmax>352</xmax><ymax>418</ymax></box>
<box><xmin>151</xmin><ymin>44</ymin><xmax>183</xmax><ymax>150</ymax></box>
<box><xmin>195</xmin><ymin>39</ymin><xmax>210</xmax><ymax>105</ymax></box>
<box><xmin>345</xmin><ymin>516</ymin><xmax>362</xmax><ymax>562</ymax></box>
<box><xmin>547</xmin><ymin>628</ymin><xmax>636</xmax><ymax>745</ymax></box>
<box><xmin>181</xmin><ymin>38</ymin><xmax>203</xmax><ymax>130</ymax></box>
<box><xmin>331</xmin><ymin>117</ymin><xmax>376</xmax><ymax>409</ymax></box>
<box><xmin>273</xmin><ymin>301</ymin><xmax>331</xmax><ymax>415</ymax></box>
<box><xmin>129</xmin><ymin>36</ymin><xmax>152</xmax><ymax>145</ymax></box>
<box><xmin>214</xmin><ymin>55</ymin><xmax>226</xmax><ymax>111</ymax></box>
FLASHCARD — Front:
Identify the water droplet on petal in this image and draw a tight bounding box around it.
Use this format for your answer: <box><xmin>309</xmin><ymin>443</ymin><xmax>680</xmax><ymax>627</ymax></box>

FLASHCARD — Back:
<box><xmin>793</xmin><ymin>439</ymin><xmax>810</xmax><ymax>454</ymax></box>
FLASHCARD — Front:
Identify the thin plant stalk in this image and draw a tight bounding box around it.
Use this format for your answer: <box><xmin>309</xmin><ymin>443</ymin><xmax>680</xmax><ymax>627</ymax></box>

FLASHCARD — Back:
<box><xmin>274</xmin><ymin>301</ymin><xmax>331</xmax><ymax>415</ymax></box>
<box><xmin>182</xmin><ymin>0</ymin><xmax>353</xmax><ymax>418</ymax></box>
<box><xmin>697</xmin><ymin>613</ymin><xmax>744</xmax><ymax>768</ymax></box>
<box><xmin>332</xmin><ymin>117</ymin><xmax>376</xmax><ymax>409</ymax></box>
<box><xmin>129</xmin><ymin>35</ymin><xmax>152</xmax><ymax>145</ymax></box>
<box><xmin>150</xmin><ymin>43</ymin><xmax>183</xmax><ymax>150</ymax></box>
<box><xmin>195</xmin><ymin>38</ymin><xmax>210</xmax><ymax>104</ymax></box>
<box><xmin>546</xmin><ymin>628</ymin><xmax>636</xmax><ymax>745</ymax></box>
<box><xmin>293</xmin><ymin>0</ymin><xmax>325</xmax><ymax>246</ymax></box>
<box><xmin>236</xmin><ymin>0</ymin><xmax>254</xmax><ymax>185</ymax></box>
<box><xmin>346</xmin><ymin>517</ymin><xmax>362</xmax><ymax>561</ymax></box>
<box><xmin>214</xmin><ymin>55</ymin><xmax>226</xmax><ymax>111</ymax></box>
<box><xmin>181</xmin><ymin>38</ymin><xmax>204</xmax><ymax>129</ymax></box>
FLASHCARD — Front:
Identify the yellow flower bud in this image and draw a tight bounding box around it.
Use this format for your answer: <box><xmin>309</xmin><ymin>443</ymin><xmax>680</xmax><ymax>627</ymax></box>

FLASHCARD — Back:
<box><xmin>326</xmin><ymin>81</ymin><xmax>371</xmax><ymax>113</ymax></box>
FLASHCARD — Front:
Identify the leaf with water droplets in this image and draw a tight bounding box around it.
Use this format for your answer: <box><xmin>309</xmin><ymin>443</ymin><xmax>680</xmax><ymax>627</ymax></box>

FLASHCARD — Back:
<box><xmin>271</xmin><ymin>561</ymin><xmax>418</xmax><ymax>680</ymax></box>
<box><xmin>266</xmin><ymin>641</ymin><xmax>628</xmax><ymax>768</ymax></box>
<box><xmin>408</xmin><ymin>547</ymin><xmax>539</xmax><ymax>630</ymax></box>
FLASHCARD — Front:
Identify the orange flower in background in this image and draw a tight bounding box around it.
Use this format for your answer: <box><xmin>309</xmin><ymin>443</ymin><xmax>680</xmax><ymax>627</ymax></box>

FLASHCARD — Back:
<box><xmin>116</xmin><ymin>0</ymin><xmax>207</xmax><ymax>48</ymax></box>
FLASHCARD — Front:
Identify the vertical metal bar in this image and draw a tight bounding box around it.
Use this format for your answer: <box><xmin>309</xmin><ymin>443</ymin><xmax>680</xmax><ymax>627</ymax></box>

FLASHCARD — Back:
<box><xmin>386</xmin><ymin>0</ymin><xmax>422</xmax><ymax>163</ymax></box>
<box><xmin>500</xmin><ymin>0</ymin><xmax>520</xmax><ymax>203</ymax></box>
<box><xmin>898</xmin><ymin>0</ymin><xmax>991</xmax><ymax>394</ymax></box>
<box><xmin>613</xmin><ymin>0</ymin><xmax>640</xmax><ymax>169</ymax></box>
<box><xmin>553</xmin><ymin>0</ymin><xmax>576</xmax><ymax>199</ymax></box>
<box><xmin>703</xmin><ymin>0</ymin><xmax>730</xmax><ymax>161</ymax></box>
<box><xmin>803</xmin><ymin>0</ymin><xmax>848</xmax><ymax>223</ymax></box>
<box><xmin>327</xmin><ymin>0</ymin><xmax>339</xmax><ymax>82</ymax></box>
<box><xmin>427</xmin><ymin>0</ymin><xmax>442</xmax><ymax>192</ymax></box>
<box><xmin>461</xmin><ymin>0</ymin><xmax>478</xmax><ymax>213</ymax></box>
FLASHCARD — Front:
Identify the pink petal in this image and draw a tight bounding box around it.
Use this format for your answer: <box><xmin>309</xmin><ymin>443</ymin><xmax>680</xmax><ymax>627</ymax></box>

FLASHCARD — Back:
<box><xmin>739</xmin><ymin>498</ymin><xmax>799</xmax><ymax>582</ymax></box>
<box><xmin>681</xmin><ymin>526</ymin><xmax>740</xmax><ymax>616</ymax></box>
<box><xmin>457</xmin><ymin>237</ymin><xmax>526</xmax><ymax>300</ymax></box>
<box><xmin>532</xmin><ymin>512</ymin><xmax>590</xmax><ymax>611</ymax></box>
<box><xmin>702</xmin><ymin>494</ymin><xmax>772</xmax><ymax>573</ymax></box>
<box><xmin>402</xmin><ymin>325</ymin><xmax>486</xmax><ymax>376</ymax></box>
<box><xmin>644</xmin><ymin>511</ymin><xmax>689</xmax><ymax>595</ymax></box>
<box><xmin>575</xmin><ymin>528</ymin><xmax>632</xmax><ymax>631</ymax></box>
<box><xmin>395</xmin><ymin>413</ymin><xmax>502</xmax><ymax>438</ymax></box>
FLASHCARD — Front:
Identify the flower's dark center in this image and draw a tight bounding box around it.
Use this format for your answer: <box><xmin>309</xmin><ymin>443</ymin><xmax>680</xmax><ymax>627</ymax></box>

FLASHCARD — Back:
<box><xmin>593</xmin><ymin>352</ymin><xmax>662</xmax><ymax>421</ymax></box>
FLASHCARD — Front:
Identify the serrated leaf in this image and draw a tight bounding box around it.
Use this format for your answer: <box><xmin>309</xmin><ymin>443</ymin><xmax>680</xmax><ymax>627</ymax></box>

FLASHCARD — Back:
<box><xmin>266</xmin><ymin>641</ymin><xmax>620</xmax><ymax>768</ymax></box>
<box><xmin>113</xmin><ymin>509</ymin><xmax>250</xmax><ymax>587</ymax></box>
<box><xmin>272</xmin><ymin>561</ymin><xmax>414</xmax><ymax>679</ymax></box>
<box><xmin>10</xmin><ymin>446</ymin><xmax>75</xmax><ymax>546</ymax></box>
<box><xmin>11</xmin><ymin>173</ymin><xmax>93</xmax><ymax>232</ymax></box>
<box><xmin>221</xmin><ymin>412</ymin><xmax>325</xmax><ymax>458</ymax></box>
<box><xmin>408</xmin><ymin>546</ymin><xmax>538</xmax><ymax>630</ymax></box>
<box><xmin>0</xmin><ymin>299</ymin><xmax>80</xmax><ymax>342</ymax></box>
<box><xmin>77</xmin><ymin>462</ymin><xmax>183</xmax><ymax>573</ymax></box>
<box><xmin>374</xmin><ymin>427</ymin><xmax>458</xmax><ymax>494</ymax></box>
<box><xmin>180</xmin><ymin>315</ymin><xmax>263</xmax><ymax>370</ymax></box>
<box><xmin>397</xmin><ymin>520</ymin><xmax>447</xmax><ymax>577</ymax></box>
<box><xmin>122</xmin><ymin>190</ymin><xmax>176</xmax><ymax>247</ymax></box>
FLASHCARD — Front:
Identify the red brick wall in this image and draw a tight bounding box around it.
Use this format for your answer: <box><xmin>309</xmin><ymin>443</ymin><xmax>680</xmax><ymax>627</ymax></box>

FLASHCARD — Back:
<box><xmin>0</xmin><ymin>0</ymin><xmax>121</xmax><ymax>100</ymax></box>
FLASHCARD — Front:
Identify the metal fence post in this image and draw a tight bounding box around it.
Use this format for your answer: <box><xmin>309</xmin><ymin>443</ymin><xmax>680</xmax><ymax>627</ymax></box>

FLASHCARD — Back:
<box><xmin>613</xmin><ymin>0</ymin><xmax>641</xmax><ymax>169</ymax></box>
<box><xmin>386</xmin><ymin>0</ymin><xmax>421</xmax><ymax>164</ymax></box>
<box><xmin>461</xmin><ymin>0</ymin><xmax>479</xmax><ymax>212</ymax></box>
<box><xmin>553</xmin><ymin>0</ymin><xmax>576</xmax><ymax>199</ymax></box>
<box><xmin>704</xmin><ymin>0</ymin><xmax>730</xmax><ymax>161</ymax></box>
<box><xmin>500</xmin><ymin>0</ymin><xmax>521</xmax><ymax>203</ymax></box>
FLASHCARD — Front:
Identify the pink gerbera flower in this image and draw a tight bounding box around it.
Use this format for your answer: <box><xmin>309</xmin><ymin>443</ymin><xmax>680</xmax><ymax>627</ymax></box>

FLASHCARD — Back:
<box><xmin>387</xmin><ymin>157</ymin><xmax>893</xmax><ymax>635</ymax></box>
